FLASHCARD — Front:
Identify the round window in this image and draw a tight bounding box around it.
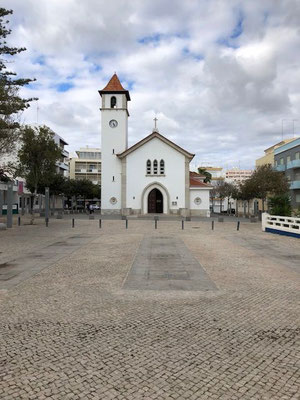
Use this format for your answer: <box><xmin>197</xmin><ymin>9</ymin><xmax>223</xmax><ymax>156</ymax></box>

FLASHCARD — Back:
<box><xmin>110</xmin><ymin>197</ymin><xmax>117</xmax><ymax>205</ymax></box>
<box><xmin>194</xmin><ymin>197</ymin><xmax>202</xmax><ymax>205</ymax></box>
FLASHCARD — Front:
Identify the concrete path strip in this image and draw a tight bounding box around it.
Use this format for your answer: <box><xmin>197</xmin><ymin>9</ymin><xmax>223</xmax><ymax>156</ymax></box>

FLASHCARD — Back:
<box><xmin>123</xmin><ymin>235</ymin><xmax>217</xmax><ymax>291</ymax></box>
<box><xmin>0</xmin><ymin>234</ymin><xmax>96</xmax><ymax>289</ymax></box>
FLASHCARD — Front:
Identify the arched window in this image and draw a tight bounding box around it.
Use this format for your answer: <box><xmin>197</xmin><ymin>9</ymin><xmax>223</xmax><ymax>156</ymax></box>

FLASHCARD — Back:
<box><xmin>160</xmin><ymin>159</ymin><xmax>165</xmax><ymax>174</ymax></box>
<box><xmin>146</xmin><ymin>159</ymin><xmax>151</xmax><ymax>175</ymax></box>
<box><xmin>153</xmin><ymin>159</ymin><xmax>158</xmax><ymax>174</ymax></box>
<box><xmin>110</xmin><ymin>96</ymin><xmax>117</xmax><ymax>108</ymax></box>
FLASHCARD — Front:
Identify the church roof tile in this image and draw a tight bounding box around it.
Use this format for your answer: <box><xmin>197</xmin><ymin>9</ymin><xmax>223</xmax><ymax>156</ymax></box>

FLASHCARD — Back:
<box><xmin>190</xmin><ymin>177</ymin><xmax>212</xmax><ymax>188</ymax></box>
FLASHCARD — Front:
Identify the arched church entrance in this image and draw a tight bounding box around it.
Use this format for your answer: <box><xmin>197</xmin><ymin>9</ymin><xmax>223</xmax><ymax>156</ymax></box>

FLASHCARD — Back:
<box><xmin>148</xmin><ymin>188</ymin><xmax>163</xmax><ymax>213</ymax></box>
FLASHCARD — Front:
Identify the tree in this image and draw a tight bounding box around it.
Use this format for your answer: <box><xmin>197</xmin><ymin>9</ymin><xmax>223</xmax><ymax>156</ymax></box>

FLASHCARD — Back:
<box><xmin>215</xmin><ymin>181</ymin><xmax>235</xmax><ymax>213</ymax></box>
<box><xmin>197</xmin><ymin>167</ymin><xmax>212</xmax><ymax>183</ymax></box>
<box><xmin>15</xmin><ymin>125</ymin><xmax>61</xmax><ymax>221</ymax></box>
<box><xmin>210</xmin><ymin>186</ymin><xmax>218</xmax><ymax>213</ymax></box>
<box><xmin>249</xmin><ymin>164</ymin><xmax>290</xmax><ymax>211</ymax></box>
<box><xmin>0</xmin><ymin>167</ymin><xmax>10</xmax><ymax>182</ymax></box>
<box><xmin>0</xmin><ymin>8</ymin><xmax>36</xmax><ymax>158</ymax></box>
<box><xmin>62</xmin><ymin>178</ymin><xmax>100</xmax><ymax>210</ymax></box>
<box><xmin>268</xmin><ymin>194</ymin><xmax>292</xmax><ymax>217</ymax></box>
<box><xmin>238</xmin><ymin>179</ymin><xmax>257</xmax><ymax>217</ymax></box>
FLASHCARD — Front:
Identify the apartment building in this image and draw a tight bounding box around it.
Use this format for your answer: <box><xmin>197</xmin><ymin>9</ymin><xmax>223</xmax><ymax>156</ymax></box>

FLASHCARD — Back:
<box><xmin>225</xmin><ymin>168</ymin><xmax>253</xmax><ymax>184</ymax></box>
<box><xmin>199</xmin><ymin>166</ymin><xmax>224</xmax><ymax>186</ymax></box>
<box><xmin>54</xmin><ymin>134</ymin><xmax>69</xmax><ymax>177</ymax></box>
<box><xmin>256</xmin><ymin>138</ymin><xmax>295</xmax><ymax>167</ymax></box>
<box><xmin>274</xmin><ymin>137</ymin><xmax>300</xmax><ymax>209</ymax></box>
<box><xmin>69</xmin><ymin>147</ymin><xmax>101</xmax><ymax>185</ymax></box>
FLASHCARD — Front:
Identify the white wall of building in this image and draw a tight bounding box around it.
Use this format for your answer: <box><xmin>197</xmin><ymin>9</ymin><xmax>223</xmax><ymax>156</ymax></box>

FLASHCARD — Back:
<box><xmin>190</xmin><ymin>188</ymin><xmax>210</xmax><ymax>213</ymax></box>
<box><xmin>126</xmin><ymin>137</ymin><xmax>186</xmax><ymax>213</ymax></box>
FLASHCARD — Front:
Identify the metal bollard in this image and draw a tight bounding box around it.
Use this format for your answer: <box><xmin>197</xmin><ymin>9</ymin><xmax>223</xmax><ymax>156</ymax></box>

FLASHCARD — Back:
<box><xmin>72</xmin><ymin>218</ymin><xmax>75</xmax><ymax>228</ymax></box>
<box><xmin>45</xmin><ymin>217</ymin><xmax>49</xmax><ymax>227</ymax></box>
<box><xmin>237</xmin><ymin>221</ymin><xmax>240</xmax><ymax>231</ymax></box>
<box><xmin>212</xmin><ymin>220</ymin><xmax>214</xmax><ymax>230</ymax></box>
<box><xmin>182</xmin><ymin>219</ymin><xmax>184</xmax><ymax>230</ymax></box>
<box><xmin>126</xmin><ymin>218</ymin><xmax>128</xmax><ymax>229</ymax></box>
<box><xmin>155</xmin><ymin>219</ymin><xmax>157</xmax><ymax>229</ymax></box>
<box><xmin>18</xmin><ymin>216</ymin><xmax>21</xmax><ymax>226</ymax></box>
<box><xmin>99</xmin><ymin>219</ymin><xmax>102</xmax><ymax>229</ymax></box>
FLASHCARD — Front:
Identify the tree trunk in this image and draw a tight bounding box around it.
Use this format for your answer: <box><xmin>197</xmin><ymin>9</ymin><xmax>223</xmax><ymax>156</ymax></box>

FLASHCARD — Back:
<box><xmin>262</xmin><ymin>199</ymin><xmax>265</xmax><ymax>212</ymax></box>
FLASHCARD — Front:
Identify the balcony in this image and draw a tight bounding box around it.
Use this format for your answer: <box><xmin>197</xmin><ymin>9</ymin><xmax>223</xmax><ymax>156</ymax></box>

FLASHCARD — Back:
<box><xmin>58</xmin><ymin>162</ymin><xmax>68</xmax><ymax>170</ymax></box>
<box><xmin>275</xmin><ymin>164</ymin><xmax>285</xmax><ymax>172</ymax></box>
<box><xmin>290</xmin><ymin>180</ymin><xmax>300</xmax><ymax>189</ymax></box>
<box><xmin>62</xmin><ymin>149</ymin><xmax>69</xmax><ymax>158</ymax></box>
<box><xmin>287</xmin><ymin>159</ymin><xmax>300</xmax><ymax>169</ymax></box>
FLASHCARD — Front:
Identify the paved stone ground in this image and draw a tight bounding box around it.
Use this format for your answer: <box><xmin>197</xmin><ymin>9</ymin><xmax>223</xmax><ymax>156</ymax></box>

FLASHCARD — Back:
<box><xmin>0</xmin><ymin>218</ymin><xmax>299</xmax><ymax>399</ymax></box>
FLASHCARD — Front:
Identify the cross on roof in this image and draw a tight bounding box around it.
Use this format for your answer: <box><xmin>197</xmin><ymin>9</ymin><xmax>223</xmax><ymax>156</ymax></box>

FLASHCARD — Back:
<box><xmin>153</xmin><ymin>117</ymin><xmax>159</xmax><ymax>132</ymax></box>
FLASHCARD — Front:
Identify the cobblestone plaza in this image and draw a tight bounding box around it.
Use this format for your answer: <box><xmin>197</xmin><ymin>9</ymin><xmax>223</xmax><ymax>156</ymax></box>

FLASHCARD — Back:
<box><xmin>0</xmin><ymin>218</ymin><xmax>299</xmax><ymax>399</ymax></box>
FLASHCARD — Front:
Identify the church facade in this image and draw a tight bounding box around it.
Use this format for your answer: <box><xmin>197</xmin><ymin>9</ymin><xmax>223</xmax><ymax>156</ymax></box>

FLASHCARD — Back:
<box><xmin>99</xmin><ymin>74</ymin><xmax>212</xmax><ymax>217</ymax></box>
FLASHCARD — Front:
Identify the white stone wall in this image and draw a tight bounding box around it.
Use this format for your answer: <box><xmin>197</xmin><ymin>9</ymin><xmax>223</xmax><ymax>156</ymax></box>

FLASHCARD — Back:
<box><xmin>125</xmin><ymin>137</ymin><xmax>186</xmax><ymax>214</ymax></box>
<box><xmin>101</xmin><ymin>94</ymin><xmax>128</xmax><ymax>213</ymax></box>
<box><xmin>190</xmin><ymin>188</ymin><xmax>210</xmax><ymax>216</ymax></box>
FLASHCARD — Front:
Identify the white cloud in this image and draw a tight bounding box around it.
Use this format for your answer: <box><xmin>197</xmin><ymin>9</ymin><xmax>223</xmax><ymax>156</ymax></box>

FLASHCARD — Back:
<box><xmin>2</xmin><ymin>0</ymin><xmax>300</xmax><ymax>169</ymax></box>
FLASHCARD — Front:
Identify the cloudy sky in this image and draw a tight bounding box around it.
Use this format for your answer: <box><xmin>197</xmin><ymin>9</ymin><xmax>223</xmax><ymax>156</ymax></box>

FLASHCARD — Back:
<box><xmin>3</xmin><ymin>0</ymin><xmax>300</xmax><ymax>169</ymax></box>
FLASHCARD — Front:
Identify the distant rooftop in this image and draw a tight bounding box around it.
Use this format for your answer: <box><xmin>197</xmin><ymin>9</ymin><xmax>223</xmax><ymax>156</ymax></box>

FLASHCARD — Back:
<box><xmin>274</xmin><ymin>136</ymin><xmax>300</xmax><ymax>155</ymax></box>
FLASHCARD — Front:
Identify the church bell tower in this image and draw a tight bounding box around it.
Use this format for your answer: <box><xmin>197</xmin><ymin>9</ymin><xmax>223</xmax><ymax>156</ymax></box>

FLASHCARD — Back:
<box><xmin>99</xmin><ymin>73</ymin><xmax>130</xmax><ymax>214</ymax></box>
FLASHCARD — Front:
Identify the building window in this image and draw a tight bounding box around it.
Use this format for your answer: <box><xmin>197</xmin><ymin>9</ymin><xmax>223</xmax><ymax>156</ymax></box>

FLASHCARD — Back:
<box><xmin>275</xmin><ymin>160</ymin><xmax>277</xmax><ymax>166</ymax></box>
<box><xmin>295</xmin><ymin>152</ymin><xmax>300</xmax><ymax>160</ymax></box>
<box><xmin>153</xmin><ymin>159</ymin><xmax>158</xmax><ymax>174</ymax></box>
<box><xmin>160</xmin><ymin>159</ymin><xmax>165</xmax><ymax>174</ymax></box>
<box><xmin>112</xmin><ymin>176</ymin><xmax>115</xmax><ymax>182</ymax></box>
<box><xmin>110</xmin><ymin>96</ymin><xmax>117</xmax><ymax>108</ymax></box>
<box><xmin>146</xmin><ymin>159</ymin><xmax>151</xmax><ymax>175</ymax></box>
<box><xmin>112</xmin><ymin>149</ymin><xmax>115</xmax><ymax>154</ymax></box>
<box><xmin>280</xmin><ymin>158</ymin><xmax>284</xmax><ymax>165</ymax></box>
<box><xmin>287</xmin><ymin>156</ymin><xmax>291</xmax><ymax>163</ymax></box>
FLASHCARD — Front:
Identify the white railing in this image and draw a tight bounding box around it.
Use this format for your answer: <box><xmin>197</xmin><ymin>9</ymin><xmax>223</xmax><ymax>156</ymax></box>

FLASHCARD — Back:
<box><xmin>262</xmin><ymin>213</ymin><xmax>300</xmax><ymax>237</ymax></box>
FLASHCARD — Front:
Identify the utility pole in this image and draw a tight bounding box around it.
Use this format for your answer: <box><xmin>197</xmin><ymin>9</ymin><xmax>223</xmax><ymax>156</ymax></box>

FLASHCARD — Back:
<box><xmin>281</xmin><ymin>119</ymin><xmax>287</xmax><ymax>141</ymax></box>
<box><xmin>292</xmin><ymin>119</ymin><xmax>298</xmax><ymax>137</ymax></box>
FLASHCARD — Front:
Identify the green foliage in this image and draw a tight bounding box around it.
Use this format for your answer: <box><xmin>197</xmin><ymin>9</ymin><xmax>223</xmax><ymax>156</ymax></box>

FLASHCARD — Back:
<box><xmin>0</xmin><ymin>167</ymin><xmax>10</xmax><ymax>182</ymax></box>
<box><xmin>0</xmin><ymin>7</ymin><xmax>36</xmax><ymax>156</ymax></box>
<box><xmin>52</xmin><ymin>177</ymin><xmax>100</xmax><ymax>200</ymax></box>
<box><xmin>268</xmin><ymin>194</ymin><xmax>292</xmax><ymax>217</ymax></box>
<box><xmin>15</xmin><ymin>125</ymin><xmax>61</xmax><ymax>194</ymax></box>
<box><xmin>215</xmin><ymin>181</ymin><xmax>235</xmax><ymax>199</ymax></box>
<box><xmin>69</xmin><ymin>179</ymin><xmax>100</xmax><ymax>199</ymax></box>
<box><xmin>236</xmin><ymin>179</ymin><xmax>257</xmax><ymax>201</ymax></box>
<box><xmin>250</xmin><ymin>164</ymin><xmax>290</xmax><ymax>200</ymax></box>
<box><xmin>197</xmin><ymin>167</ymin><xmax>212</xmax><ymax>183</ymax></box>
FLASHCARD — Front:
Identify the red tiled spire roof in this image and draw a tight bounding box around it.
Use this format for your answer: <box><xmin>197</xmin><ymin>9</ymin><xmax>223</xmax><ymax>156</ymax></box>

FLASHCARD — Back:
<box><xmin>99</xmin><ymin>73</ymin><xmax>130</xmax><ymax>100</ymax></box>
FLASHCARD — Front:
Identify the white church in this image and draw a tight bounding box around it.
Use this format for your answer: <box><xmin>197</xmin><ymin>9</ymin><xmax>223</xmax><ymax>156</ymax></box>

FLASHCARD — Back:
<box><xmin>99</xmin><ymin>73</ymin><xmax>212</xmax><ymax>217</ymax></box>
